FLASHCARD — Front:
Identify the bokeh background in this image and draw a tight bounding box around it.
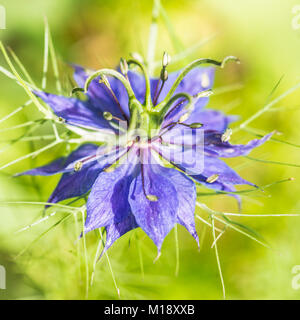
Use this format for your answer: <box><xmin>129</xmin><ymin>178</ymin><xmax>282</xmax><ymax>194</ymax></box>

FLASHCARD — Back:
<box><xmin>0</xmin><ymin>0</ymin><xmax>300</xmax><ymax>300</ymax></box>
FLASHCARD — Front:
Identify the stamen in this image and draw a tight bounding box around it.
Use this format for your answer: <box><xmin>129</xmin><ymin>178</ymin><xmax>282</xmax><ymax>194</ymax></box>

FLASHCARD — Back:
<box><xmin>102</xmin><ymin>145</ymin><xmax>134</xmax><ymax>173</ymax></box>
<box><xmin>153</xmin><ymin>68</ymin><xmax>169</xmax><ymax>106</ymax></box>
<box><xmin>103</xmin><ymin>111</ymin><xmax>113</xmax><ymax>121</ymax></box>
<box><xmin>99</xmin><ymin>76</ymin><xmax>129</xmax><ymax>123</ymax></box>
<box><xmin>141</xmin><ymin>161</ymin><xmax>158</xmax><ymax>202</ymax></box>
<box><xmin>153</xmin><ymin>52</ymin><xmax>171</xmax><ymax>106</ymax></box>
<box><xmin>206</xmin><ymin>174</ymin><xmax>219</xmax><ymax>183</ymax></box>
<box><xmin>103</xmin><ymin>166</ymin><xmax>115</xmax><ymax>173</ymax></box>
<box><xmin>160</xmin><ymin>68</ymin><xmax>168</xmax><ymax>82</ymax></box>
<box><xmin>189</xmin><ymin>123</ymin><xmax>204</xmax><ymax>129</ymax></box>
<box><xmin>146</xmin><ymin>195</ymin><xmax>158</xmax><ymax>202</ymax></box>
<box><xmin>221</xmin><ymin>128</ymin><xmax>232</xmax><ymax>142</ymax></box>
<box><xmin>74</xmin><ymin>161</ymin><xmax>83</xmax><ymax>172</ymax></box>
<box><xmin>162</xmin><ymin>120</ymin><xmax>203</xmax><ymax>132</ymax></box>
<box><xmin>103</xmin><ymin>111</ymin><xmax>124</xmax><ymax>123</ymax></box>
<box><xmin>152</xmin><ymin>78</ymin><xmax>161</xmax><ymax>104</ymax></box>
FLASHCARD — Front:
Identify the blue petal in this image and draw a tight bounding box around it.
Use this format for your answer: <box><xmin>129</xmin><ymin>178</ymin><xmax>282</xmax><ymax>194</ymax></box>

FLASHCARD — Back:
<box><xmin>165</xmin><ymin>169</ymin><xmax>198</xmax><ymax>245</ymax></box>
<box><xmin>128</xmin><ymin>151</ymin><xmax>178</xmax><ymax>251</ymax></box>
<box><xmin>16</xmin><ymin>157</ymin><xmax>66</xmax><ymax>176</ymax></box>
<box><xmin>195</xmin><ymin>155</ymin><xmax>253</xmax><ymax>185</ymax></box>
<box><xmin>160</xmin><ymin>110</ymin><xmax>236</xmax><ymax>146</ymax></box>
<box><xmin>197</xmin><ymin>179</ymin><xmax>241</xmax><ymax>206</ymax></box>
<box><xmin>34</xmin><ymin>91</ymin><xmax>111</xmax><ymax>129</ymax></box>
<box><xmin>99</xmin><ymin>214</ymin><xmax>138</xmax><ymax>259</ymax></box>
<box><xmin>47</xmin><ymin>146</ymin><xmax>127</xmax><ymax>205</ymax></box>
<box><xmin>186</xmin><ymin>109</ymin><xmax>237</xmax><ymax>131</ymax></box>
<box><xmin>204</xmin><ymin>131</ymin><xmax>274</xmax><ymax>158</ymax></box>
<box><xmin>48</xmin><ymin>163</ymin><xmax>102</xmax><ymax>204</ymax></box>
<box><xmin>17</xmin><ymin>144</ymin><xmax>100</xmax><ymax>176</ymax></box>
<box><xmin>85</xmin><ymin>149</ymin><xmax>139</xmax><ymax>233</ymax></box>
<box><xmin>17</xmin><ymin>143</ymin><xmax>101</xmax><ymax>176</ymax></box>
<box><xmin>73</xmin><ymin>65</ymin><xmax>147</xmax><ymax>119</ymax></box>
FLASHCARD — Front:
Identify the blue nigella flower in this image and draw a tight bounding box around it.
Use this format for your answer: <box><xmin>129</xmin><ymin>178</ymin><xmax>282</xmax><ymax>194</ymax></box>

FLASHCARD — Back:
<box><xmin>18</xmin><ymin>56</ymin><xmax>272</xmax><ymax>256</ymax></box>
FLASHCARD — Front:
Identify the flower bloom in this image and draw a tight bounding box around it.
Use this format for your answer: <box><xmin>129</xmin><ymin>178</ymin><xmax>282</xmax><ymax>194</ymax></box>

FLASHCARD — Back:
<box><xmin>18</xmin><ymin>57</ymin><xmax>272</xmax><ymax>256</ymax></box>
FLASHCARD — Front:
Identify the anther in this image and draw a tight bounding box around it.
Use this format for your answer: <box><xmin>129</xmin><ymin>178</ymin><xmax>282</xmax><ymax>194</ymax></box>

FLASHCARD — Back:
<box><xmin>146</xmin><ymin>194</ymin><xmax>158</xmax><ymax>202</ymax></box>
<box><xmin>206</xmin><ymin>174</ymin><xmax>219</xmax><ymax>183</ymax></box>
<box><xmin>153</xmin><ymin>52</ymin><xmax>171</xmax><ymax>105</ymax></box>
<box><xmin>103</xmin><ymin>111</ymin><xmax>113</xmax><ymax>121</ymax></box>
<box><xmin>189</xmin><ymin>123</ymin><xmax>203</xmax><ymax>129</ymax></box>
<box><xmin>58</xmin><ymin>117</ymin><xmax>65</xmax><ymax>123</ymax></box>
<box><xmin>221</xmin><ymin>128</ymin><xmax>232</xmax><ymax>142</ymax></box>
<box><xmin>99</xmin><ymin>77</ymin><xmax>129</xmax><ymax>123</ymax></box>
<box><xmin>160</xmin><ymin>68</ymin><xmax>168</xmax><ymax>82</ymax></box>
<box><xmin>74</xmin><ymin>161</ymin><xmax>83</xmax><ymax>172</ymax></box>
<box><xmin>103</xmin><ymin>166</ymin><xmax>115</xmax><ymax>173</ymax></box>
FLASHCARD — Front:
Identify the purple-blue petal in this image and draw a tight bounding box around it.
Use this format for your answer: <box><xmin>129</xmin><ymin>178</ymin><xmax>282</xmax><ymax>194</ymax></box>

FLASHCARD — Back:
<box><xmin>34</xmin><ymin>91</ymin><xmax>111</xmax><ymax>129</ymax></box>
<box><xmin>47</xmin><ymin>146</ymin><xmax>127</xmax><ymax>205</ymax></box>
<box><xmin>85</xmin><ymin>149</ymin><xmax>139</xmax><ymax>233</ymax></box>
<box><xmin>47</xmin><ymin>163</ymin><xmax>102</xmax><ymax>204</ymax></box>
<box><xmin>128</xmin><ymin>151</ymin><xmax>178</xmax><ymax>251</ymax></box>
<box><xmin>204</xmin><ymin>131</ymin><xmax>273</xmax><ymax>158</ymax></box>
<box><xmin>166</xmin><ymin>169</ymin><xmax>198</xmax><ymax>245</ymax></box>
<box><xmin>198</xmin><ymin>155</ymin><xmax>253</xmax><ymax>186</ymax></box>
<box><xmin>73</xmin><ymin>65</ymin><xmax>147</xmax><ymax>119</ymax></box>
<box><xmin>99</xmin><ymin>214</ymin><xmax>138</xmax><ymax>259</ymax></box>
<box><xmin>16</xmin><ymin>157</ymin><xmax>66</xmax><ymax>176</ymax></box>
<box><xmin>17</xmin><ymin>144</ymin><xmax>100</xmax><ymax>176</ymax></box>
<box><xmin>189</xmin><ymin>109</ymin><xmax>237</xmax><ymax>131</ymax></box>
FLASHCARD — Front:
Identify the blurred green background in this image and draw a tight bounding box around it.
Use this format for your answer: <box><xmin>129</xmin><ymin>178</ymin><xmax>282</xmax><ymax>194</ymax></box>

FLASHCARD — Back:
<box><xmin>0</xmin><ymin>0</ymin><xmax>300</xmax><ymax>300</ymax></box>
